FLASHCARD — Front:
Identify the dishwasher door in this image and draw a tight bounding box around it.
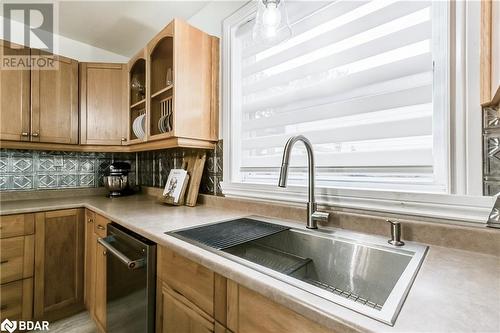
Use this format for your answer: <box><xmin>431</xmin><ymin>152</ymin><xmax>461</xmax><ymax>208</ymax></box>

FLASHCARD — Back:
<box><xmin>98</xmin><ymin>223</ymin><xmax>156</xmax><ymax>333</ymax></box>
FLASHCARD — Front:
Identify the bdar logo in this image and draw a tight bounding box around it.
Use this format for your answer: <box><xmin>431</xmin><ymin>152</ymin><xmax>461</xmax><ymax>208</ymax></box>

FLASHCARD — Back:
<box><xmin>0</xmin><ymin>319</ymin><xmax>17</xmax><ymax>333</ymax></box>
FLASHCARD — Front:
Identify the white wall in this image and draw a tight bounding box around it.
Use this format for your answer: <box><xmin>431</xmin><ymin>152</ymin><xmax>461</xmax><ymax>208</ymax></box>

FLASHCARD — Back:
<box><xmin>188</xmin><ymin>1</ymin><xmax>247</xmax><ymax>37</ymax></box>
<box><xmin>0</xmin><ymin>17</ymin><xmax>128</xmax><ymax>62</ymax></box>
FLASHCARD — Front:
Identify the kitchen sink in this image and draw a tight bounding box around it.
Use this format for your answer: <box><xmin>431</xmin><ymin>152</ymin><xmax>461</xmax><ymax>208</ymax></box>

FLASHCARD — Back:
<box><xmin>168</xmin><ymin>217</ymin><xmax>427</xmax><ymax>325</ymax></box>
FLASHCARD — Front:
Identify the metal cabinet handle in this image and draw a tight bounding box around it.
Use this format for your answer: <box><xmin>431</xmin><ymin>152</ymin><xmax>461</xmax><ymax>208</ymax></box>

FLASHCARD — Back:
<box><xmin>121</xmin><ymin>137</ymin><xmax>127</xmax><ymax>141</ymax></box>
<box><xmin>32</xmin><ymin>132</ymin><xmax>39</xmax><ymax>137</ymax></box>
<box><xmin>21</xmin><ymin>132</ymin><xmax>29</xmax><ymax>137</ymax></box>
<box><xmin>0</xmin><ymin>260</ymin><xmax>9</xmax><ymax>264</ymax></box>
<box><xmin>87</xmin><ymin>218</ymin><xmax>93</xmax><ymax>223</ymax></box>
<box><xmin>97</xmin><ymin>224</ymin><xmax>105</xmax><ymax>230</ymax></box>
<box><xmin>98</xmin><ymin>236</ymin><xmax>145</xmax><ymax>270</ymax></box>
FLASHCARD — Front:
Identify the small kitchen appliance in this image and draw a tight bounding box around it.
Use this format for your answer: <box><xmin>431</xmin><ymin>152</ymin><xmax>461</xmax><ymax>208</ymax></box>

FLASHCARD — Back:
<box><xmin>103</xmin><ymin>162</ymin><xmax>132</xmax><ymax>197</ymax></box>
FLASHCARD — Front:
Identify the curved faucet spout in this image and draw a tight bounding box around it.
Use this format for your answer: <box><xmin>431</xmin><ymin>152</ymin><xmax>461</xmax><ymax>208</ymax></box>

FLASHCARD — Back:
<box><xmin>278</xmin><ymin>135</ymin><xmax>328</xmax><ymax>229</ymax></box>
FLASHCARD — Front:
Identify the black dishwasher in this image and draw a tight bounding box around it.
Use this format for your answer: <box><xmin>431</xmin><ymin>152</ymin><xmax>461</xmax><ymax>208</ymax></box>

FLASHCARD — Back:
<box><xmin>98</xmin><ymin>223</ymin><xmax>156</xmax><ymax>333</ymax></box>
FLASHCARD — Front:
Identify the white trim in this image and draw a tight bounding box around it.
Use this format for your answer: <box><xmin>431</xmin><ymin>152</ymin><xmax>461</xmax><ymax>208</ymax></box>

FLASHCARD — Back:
<box><xmin>431</xmin><ymin>0</ymin><xmax>451</xmax><ymax>193</ymax></box>
<box><xmin>221</xmin><ymin>181</ymin><xmax>495</xmax><ymax>224</ymax></box>
<box><xmin>221</xmin><ymin>1</ymin><xmax>491</xmax><ymax>224</ymax></box>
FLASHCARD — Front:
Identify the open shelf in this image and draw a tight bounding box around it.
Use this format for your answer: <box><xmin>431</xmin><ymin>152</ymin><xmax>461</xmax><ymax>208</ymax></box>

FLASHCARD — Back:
<box><xmin>150</xmin><ymin>36</ymin><xmax>173</xmax><ymax>95</ymax></box>
<box><xmin>129</xmin><ymin>58</ymin><xmax>146</xmax><ymax>106</ymax></box>
<box><xmin>149</xmin><ymin>35</ymin><xmax>174</xmax><ymax>139</ymax></box>
<box><xmin>151</xmin><ymin>85</ymin><xmax>173</xmax><ymax>99</ymax></box>
<box><xmin>130</xmin><ymin>99</ymin><xmax>146</xmax><ymax>109</ymax></box>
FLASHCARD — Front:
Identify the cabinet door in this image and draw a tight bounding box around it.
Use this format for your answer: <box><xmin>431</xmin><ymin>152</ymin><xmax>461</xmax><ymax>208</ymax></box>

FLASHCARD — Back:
<box><xmin>0</xmin><ymin>41</ymin><xmax>31</xmax><ymax>141</ymax></box>
<box><xmin>94</xmin><ymin>242</ymin><xmax>106</xmax><ymax>333</ymax></box>
<box><xmin>31</xmin><ymin>50</ymin><xmax>78</xmax><ymax>144</ymax></box>
<box><xmin>84</xmin><ymin>210</ymin><xmax>96</xmax><ymax>312</ymax></box>
<box><xmin>227</xmin><ymin>283</ymin><xmax>333</xmax><ymax>333</ymax></box>
<box><xmin>158</xmin><ymin>282</ymin><xmax>214</xmax><ymax>333</ymax></box>
<box><xmin>34</xmin><ymin>209</ymin><xmax>84</xmax><ymax>321</ymax></box>
<box><xmin>80</xmin><ymin>63</ymin><xmax>128</xmax><ymax>145</ymax></box>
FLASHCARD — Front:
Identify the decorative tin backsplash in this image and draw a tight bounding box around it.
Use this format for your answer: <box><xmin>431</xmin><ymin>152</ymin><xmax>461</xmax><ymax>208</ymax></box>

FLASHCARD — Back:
<box><xmin>137</xmin><ymin>141</ymin><xmax>223</xmax><ymax>196</ymax></box>
<box><xmin>0</xmin><ymin>149</ymin><xmax>136</xmax><ymax>191</ymax></box>
<box><xmin>484</xmin><ymin>106</ymin><xmax>500</xmax><ymax>196</ymax></box>
<box><xmin>0</xmin><ymin>141</ymin><xmax>223</xmax><ymax>195</ymax></box>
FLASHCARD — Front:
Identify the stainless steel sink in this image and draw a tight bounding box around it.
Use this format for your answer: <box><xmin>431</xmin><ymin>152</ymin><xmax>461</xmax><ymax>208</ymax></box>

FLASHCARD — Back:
<box><xmin>169</xmin><ymin>217</ymin><xmax>427</xmax><ymax>325</ymax></box>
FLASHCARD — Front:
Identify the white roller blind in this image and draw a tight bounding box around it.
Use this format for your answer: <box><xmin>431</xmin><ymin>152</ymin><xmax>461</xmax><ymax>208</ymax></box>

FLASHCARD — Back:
<box><xmin>230</xmin><ymin>0</ymin><xmax>444</xmax><ymax>190</ymax></box>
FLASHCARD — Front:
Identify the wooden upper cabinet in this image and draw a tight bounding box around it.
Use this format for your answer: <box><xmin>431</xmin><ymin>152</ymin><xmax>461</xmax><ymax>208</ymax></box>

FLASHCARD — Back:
<box><xmin>80</xmin><ymin>63</ymin><xmax>128</xmax><ymax>145</ymax></box>
<box><xmin>31</xmin><ymin>50</ymin><xmax>79</xmax><ymax>144</ymax></box>
<box><xmin>0</xmin><ymin>41</ymin><xmax>31</xmax><ymax>141</ymax></box>
<box><xmin>481</xmin><ymin>0</ymin><xmax>500</xmax><ymax>106</ymax></box>
<box><xmin>144</xmin><ymin>19</ymin><xmax>219</xmax><ymax>143</ymax></box>
<box><xmin>34</xmin><ymin>209</ymin><xmax>85</xmax><ymax>322</ymax></box>
<box><xmin>127</xmin><ymin>49</ymin><xmax>147</xmax><ymax>144</ymax></box>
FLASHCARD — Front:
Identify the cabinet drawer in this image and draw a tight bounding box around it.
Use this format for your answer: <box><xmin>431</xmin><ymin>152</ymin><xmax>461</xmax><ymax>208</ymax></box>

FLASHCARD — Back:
<box><xmin>160</xmin><ymin>282</ymin><xmax>214</xmax><ymax>333</ymax></box>
<box><xmin>0</xmin><ymin>235</ymin><xmax>34</xmax><ymax>284</ymax></box>
<box><xmin>0</xmin><ymin>278</ymin><xmax>33</xmax><ymax>321</ymax></box>
<box><xmin>0</xmin><ymin>214</ymin><xmax>34</xmax><ymax>239</ymax></box>
<box><xmin>158</xmin><ymin>246</ymin><xmax>214</xmax><ymax>316</ymax></box>
<box><xmin>93</xmin><ymin>214</ymin><xmax>109</xmax><ymax>238</ymax></box>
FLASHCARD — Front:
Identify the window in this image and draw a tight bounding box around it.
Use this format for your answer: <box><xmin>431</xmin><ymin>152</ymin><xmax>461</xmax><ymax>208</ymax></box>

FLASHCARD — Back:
<box><xmin>224</xmin><ymin>0</ymin><xmax>453</xmax><ymax>193</ymax></box>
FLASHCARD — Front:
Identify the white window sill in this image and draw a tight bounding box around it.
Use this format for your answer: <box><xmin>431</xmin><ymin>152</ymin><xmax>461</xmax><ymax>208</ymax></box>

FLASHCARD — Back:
<box><xmin>220</xmin><ymin>182</ymin><xmax>495</xmax><ymax>224</ymax></box>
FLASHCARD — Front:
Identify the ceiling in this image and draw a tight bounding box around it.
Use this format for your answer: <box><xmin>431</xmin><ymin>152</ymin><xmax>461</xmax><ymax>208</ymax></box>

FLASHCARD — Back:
<box><xmin>57</xmin><ymin>1</ymin><xmax>209</xmax><ymax>57</ymax></box>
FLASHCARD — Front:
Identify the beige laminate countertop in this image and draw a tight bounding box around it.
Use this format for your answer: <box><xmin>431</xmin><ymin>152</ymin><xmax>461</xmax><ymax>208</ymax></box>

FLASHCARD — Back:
<box><xmin>1</xmin><ymin>194</ymin><xmax>499</xmax><ymax>333</ymax></box>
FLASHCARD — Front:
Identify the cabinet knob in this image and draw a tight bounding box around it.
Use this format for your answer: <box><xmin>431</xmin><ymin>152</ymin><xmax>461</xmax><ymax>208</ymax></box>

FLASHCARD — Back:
<box><xmin>87</xmin><ymin>218</ymin><xmax>93</xmax><ymax>223</ymax></box>
<box><xmin>32</xmin><ymin>132</ymin><xmax>39</xmax><ymax>137</ymax></box>
<box><xmin>97</xmin><ymin>224</ymin><xmax>105</xmax><ymax>230</ymax></box>
<box><xmin>21</xmin><ymin>132</ymin><xmax>29</xmax><ymax>137</ymax></box>
<box><xmin>121</xmin><ymin>137</ymin><xmax>127</xmax><ymax>142</ymax></box>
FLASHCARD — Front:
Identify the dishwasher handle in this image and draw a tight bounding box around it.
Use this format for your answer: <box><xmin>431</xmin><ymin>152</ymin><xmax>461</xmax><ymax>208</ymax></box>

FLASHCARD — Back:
<box><xmin>98</xmin><ymin>236</ymin><xmax>146</xmax><ymax>270</ymax></box>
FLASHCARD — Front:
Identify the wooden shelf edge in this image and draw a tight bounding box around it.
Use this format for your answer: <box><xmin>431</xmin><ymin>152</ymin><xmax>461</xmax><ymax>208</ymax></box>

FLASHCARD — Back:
<box><xmin>151</xmin><ymin>85</ymin><xmax>173</xmax><ymax>99</ymax></box>
<box><xmin>482</xmin><ymin>86</ymin><xmax>500</xmax><ymax>107</ymax></box>
<box><xmin>130</xmin><ymin>99</ymin><xmax>146</xmax><ymax>109</ymax></box>
<box><xmin>0</xmin><ymin>137</ymin><xmax>216</xmax><ymax>153</ymax></box>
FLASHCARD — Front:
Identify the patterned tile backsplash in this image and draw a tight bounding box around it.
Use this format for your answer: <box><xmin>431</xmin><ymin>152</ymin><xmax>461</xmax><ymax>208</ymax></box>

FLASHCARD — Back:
<box><xmin>0</xmin><ymin>141</ymin><xmax>223</xmax><ymax>195</ymax></box>
<box><xmin>137</xmin><ymin>141</ymin><xmax>223</xmax><ymax>196</ymax></box>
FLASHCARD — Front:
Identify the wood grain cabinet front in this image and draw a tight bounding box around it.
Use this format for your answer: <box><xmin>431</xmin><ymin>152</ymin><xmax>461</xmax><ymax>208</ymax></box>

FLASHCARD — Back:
<box><xmin>94</xmin><ymin>242</ymin><xmax>107</xmax><ymax>333</ymax></box>
<box><xmin>0</xmin><ymin>278</ymin><xmax>33</xmax><ymax>322</ymax></box>
<box><xmin>0</xmin><ymin>41</ymin><xmax>78</xmax><ymax>144</ymax></box>
<box><xmin>79</xmin><ymin>63</ymin><xmax>128</xmax><ymax>146</ymax></box>
<box><xmin>83</xmin><ymin>209</ymin><xmax>110</xmax><ymax>333</ymax></box>
<box><xmin>30</xmin><ymin>50</ymin><xmax>79</xmax><ymax>144</ymax></box>
<box><xmin>0</xmin><ymin>40</ymin><xmax>31</xmax><ymax>142</ymax></box>
<box><xmin>157</xmin><ymin>281</ymin><xmax>215</xmax><ymax>333</ymax></box>
<box><xmin>33</xmin><ymin>209</ymin><xmax>85</xmax><ymax>322</ymax></box>
<box><xmin>156</xmin><ymin>247</ymin><xmax>334</xmax><ymax>333</ymax></box>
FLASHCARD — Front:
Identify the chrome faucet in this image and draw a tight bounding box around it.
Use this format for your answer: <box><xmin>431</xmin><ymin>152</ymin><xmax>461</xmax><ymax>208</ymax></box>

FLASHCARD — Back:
<box><xmin>278</xmin><ymin>135</ymin><xmax>329</xmax><ymax>229</ymax></box>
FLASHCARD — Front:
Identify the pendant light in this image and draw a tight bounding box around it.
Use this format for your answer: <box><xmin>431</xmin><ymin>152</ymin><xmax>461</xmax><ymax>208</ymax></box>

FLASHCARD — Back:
<box><xmin>252</xmin><ymin>0</ymin><xmax>292</xmax><ymax>46</ymax></box>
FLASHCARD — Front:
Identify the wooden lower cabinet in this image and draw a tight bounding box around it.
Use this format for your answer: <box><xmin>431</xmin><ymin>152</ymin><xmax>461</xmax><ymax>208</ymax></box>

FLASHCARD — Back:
<box><xmin>94</xmin><ymin>242</ymin><xmax>107</xmax><ymax>333</ymax></box>
<box><xmin>83</xmin><ymin>209</ymin><xmax>110</xmax><ymax>333</ymax></box>
<box><xmin>84</xmin><ymin>209</ymin><xmax>96</xmax><ymax>311</ymax></box>
<box><xmin>0</xmin><ymin>278</ymin><xmax>33</xmax><ymax>321</ymax></box>
<box><xmin>33</xmin><ymin>209</ymin><xmax>85</xmax><ymax>322</ymax></box>
<box><xmin>156</xmin><ymin>246</ymin><xmax>334</xmax><ymax>333</ymax></box>
<box><xmin>0</xmin><ymin>213</ymin><xmax>35</xmax><ymax>323</ymax></box>
<box><xmin>157</xmin><ymin>281</ymin><xmax>215</xmax><ymax>333</ymax></box>
<box><xmin>227</xmin><ymin>282</ymin><xmax>333</xmax><ymax>333</ymax></box>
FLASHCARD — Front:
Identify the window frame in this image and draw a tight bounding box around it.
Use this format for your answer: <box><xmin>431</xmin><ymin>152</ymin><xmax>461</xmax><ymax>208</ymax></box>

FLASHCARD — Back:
<box><xmin>221</xmin><ymin>0</ymin><xmax>492</xmax><ymax>224</ymax></box>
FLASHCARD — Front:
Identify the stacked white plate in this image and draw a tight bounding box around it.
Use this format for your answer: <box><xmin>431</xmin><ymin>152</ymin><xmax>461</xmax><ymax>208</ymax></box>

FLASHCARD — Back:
<box><xmin>133</xmin><ymin>114</ymin><xmax>146</xmax><ymax>139</ymax></box>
